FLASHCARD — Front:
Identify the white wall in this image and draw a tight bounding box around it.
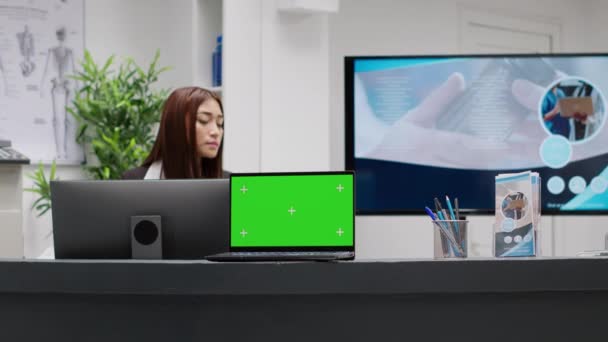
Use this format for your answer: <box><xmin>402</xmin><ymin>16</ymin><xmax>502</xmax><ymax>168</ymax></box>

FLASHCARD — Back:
<box><xmin>222</xmin><ymin>0</ymin><xmax>262</xmax><ymax>172</ymax></box>
<box><xmin>224</xmin><ymin>0</ymin><xmax>330</xmax><ymax>172</ymax></box>
<box><xmin>84</xmin><ymin>0</ymin><xmax>196</xmax><ymax>90</ymax></box>
<box><xmin>586</xmin><ymin>0</ymin><xmax>608</xmax><ymax>53</ymax></box>
<box><xmin>259</xmin><ymin>2</ymin><xmax>330</xmax><ymax>171</ymax></box>
<box><xmin>328</xmin><ymin>0</ymin><xmax>608</xmax><ymax>259</ymax></box>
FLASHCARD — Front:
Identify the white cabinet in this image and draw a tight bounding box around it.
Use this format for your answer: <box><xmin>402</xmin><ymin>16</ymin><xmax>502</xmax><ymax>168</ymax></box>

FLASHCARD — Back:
<box><xmin>0</xmin><ymin>165</ymin><xmax>24</xmax><ymax>258</ymax></box>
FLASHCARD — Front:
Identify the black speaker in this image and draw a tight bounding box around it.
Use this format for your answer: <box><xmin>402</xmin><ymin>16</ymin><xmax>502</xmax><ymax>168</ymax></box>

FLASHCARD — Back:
<box><xmin>130</xmin><ymin>215</ymin><xmax>162</xmax><ymax>259</ymax></box>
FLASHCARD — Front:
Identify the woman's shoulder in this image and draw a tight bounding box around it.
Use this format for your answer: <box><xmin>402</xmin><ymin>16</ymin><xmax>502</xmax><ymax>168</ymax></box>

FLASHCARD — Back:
<box><xmin>121</xmin><ymin>166</ymin><xmax>149</xmax><ymax>180</ymax></box>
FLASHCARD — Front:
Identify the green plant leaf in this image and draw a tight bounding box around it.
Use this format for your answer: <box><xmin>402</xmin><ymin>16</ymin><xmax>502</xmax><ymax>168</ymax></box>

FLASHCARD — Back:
<box><xmin>31</xmin><ymin>197</ymin><xmax>45</xmax><ymax>209</ymax></box>
<box><xmin>157</xmin><ymin>66</ymin><xmax>172</xmax><ymax>74</ymax></box>
<box><xmin>101</xmin><ymin>55</ymin><xmax>115</xmax><ymax>74</ymax></box>
<box><xmin>67</xmin><ymin>49</ymin><xmax>170</xmax><ymax>180</ymax></box>
<box><xmin>37</xmin><ymin>206</ymin><xmax>51</xmax><ymax>217</ymax></box>
<box><xmin>102</xmin><ymin>167</ymin><xmax>111</xmax><ymax>180</ymax></box>
<box><xmin>24</xmin><ymin>161</ymin><xmax>58</xmax><ymax>217</ymax></box>
<box><xmin>24</xmin><ymin>188</ymin><xmax>43</xmax><ymax>195</ymax></box>
<box><xmin>50</xmin><ymin>160</ymin><xmax>57</xmax><ymax>182</ymax></box>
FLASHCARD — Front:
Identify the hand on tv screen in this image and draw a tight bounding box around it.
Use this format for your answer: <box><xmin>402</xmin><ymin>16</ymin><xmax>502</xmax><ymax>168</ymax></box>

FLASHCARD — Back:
<box><xmin>358</xmin><ymin>73</ymin><xmax>540</xmax><ymax>169</ymax></box>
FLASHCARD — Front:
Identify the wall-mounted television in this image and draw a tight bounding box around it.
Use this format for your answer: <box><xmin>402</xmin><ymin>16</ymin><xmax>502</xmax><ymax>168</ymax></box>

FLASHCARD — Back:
<box><xmin>345</xmin><ymin>54</ymin><xmax>608</xmax><ymax>214</ymax></box>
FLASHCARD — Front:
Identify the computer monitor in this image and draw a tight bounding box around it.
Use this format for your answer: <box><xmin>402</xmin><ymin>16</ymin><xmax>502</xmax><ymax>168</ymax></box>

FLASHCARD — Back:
<box><xmin>51</xmin><ymin>179</ymin><xmax>230</xmax><ymax>259</ymax></box>
<box><xmin>345</xmin><ymin>54</ymin><xmax>608</xmax><ymax>214</ymax></box>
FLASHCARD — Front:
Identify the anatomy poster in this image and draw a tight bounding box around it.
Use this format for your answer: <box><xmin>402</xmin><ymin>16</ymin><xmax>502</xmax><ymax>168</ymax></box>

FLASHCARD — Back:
<box><xmin>0</xmin><ymin>0</ymin><xmax>84</xmax><ymax>164</ymax></box>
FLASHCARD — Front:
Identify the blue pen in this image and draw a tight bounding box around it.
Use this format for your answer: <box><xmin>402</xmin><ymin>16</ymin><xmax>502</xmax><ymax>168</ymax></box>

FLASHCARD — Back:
<box><xmin>437</xmin><ymin>211</ymin><xmax>455</xmax><ymax>251</ymax></box>
<box><xmin>424</xmin><ymin>206</ymin><xmax>438</xmax><ymax>220</ymax></box>
<box><xmin>445</xmin><ymin>196</ymin><xmax>456</xmax><ymax>220</ymax></box>
<box><xmin>445</xmin><ymin>196</ymin><xmax>462</xmax><ymax>249</ymax></box>
<box><xmin>445</xmin><ymin>196</ymin><xmax>459</xmax><ymax>232</ymax></box>
<box><xmin>427</xmin><ymin>207</ymin><xmax>452</xmax><ymax>256</ymax></box>
<box><xmin>427</xmin><ymin>207</ymin><xmax>452</xmax><ymax>251</ymax></box>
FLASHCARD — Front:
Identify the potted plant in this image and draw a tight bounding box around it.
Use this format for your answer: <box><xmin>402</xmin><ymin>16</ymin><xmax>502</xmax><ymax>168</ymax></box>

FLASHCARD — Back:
<box><xmin>69</xmin><ymin>50</ymin><xmax>170</xmax><ymax>179</ymax></box>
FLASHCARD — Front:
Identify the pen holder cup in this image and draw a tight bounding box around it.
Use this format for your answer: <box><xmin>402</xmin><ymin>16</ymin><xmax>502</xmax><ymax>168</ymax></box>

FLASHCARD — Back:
<box><xmin>433</xmin><ymin>220</ymin><xmax>468</xmax><ymax>259</ymax></box>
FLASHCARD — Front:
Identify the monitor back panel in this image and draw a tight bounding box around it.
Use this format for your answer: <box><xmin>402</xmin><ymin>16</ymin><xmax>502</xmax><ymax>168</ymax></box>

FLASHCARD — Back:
<box><xmin>51</xmin><ymin>179</ymin><xmax>229</xmax><ymax>259</ymax></box>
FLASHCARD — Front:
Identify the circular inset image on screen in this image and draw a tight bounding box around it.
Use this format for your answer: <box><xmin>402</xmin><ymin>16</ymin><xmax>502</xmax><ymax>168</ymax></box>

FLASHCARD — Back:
<box><xmin>547</xmin><ymin>176</ymin><xmax>566</xmax><ymax>195</ymax></box>
<box><xmin>539</xmin><ymin>135</ymin><xmax>572</xmax><ymax>169</ymax></box>
<box><xmin>501</xmin><ymin>192</ymin><xmax>528</xmax><ymax>220</ymax></box>
<box><xmin>539</xmin><ymin>77</ymin><xmax>606</xmax><ymax>144</ymax></box>
<box><xmin>568</xmin><ymin>176</ymin><xmax>587</xmax><ymax>195</ymax></box>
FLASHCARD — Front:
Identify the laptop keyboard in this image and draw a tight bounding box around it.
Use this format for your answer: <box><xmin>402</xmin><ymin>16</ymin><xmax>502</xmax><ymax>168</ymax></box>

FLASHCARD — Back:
<box><xmin>233</xmin><ymin>252</ymin><xmax>339</xmax><ymax>256</ymax></box>
<box><xmin>206</xmin><ymin>251</ymin><xmax>354</xmax><ymax>261</ymax></box>
<box><xmin>0</xmin><ymin>147</ymin><xmax>29</xmax><ymax>162</ymax></box>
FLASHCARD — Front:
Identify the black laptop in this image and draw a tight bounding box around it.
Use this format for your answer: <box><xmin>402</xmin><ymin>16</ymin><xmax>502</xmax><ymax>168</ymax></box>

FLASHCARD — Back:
<box><xmin>205</xmin><ymin>172</ymin><xmax>355</xmax><ymax>261</ymax></box>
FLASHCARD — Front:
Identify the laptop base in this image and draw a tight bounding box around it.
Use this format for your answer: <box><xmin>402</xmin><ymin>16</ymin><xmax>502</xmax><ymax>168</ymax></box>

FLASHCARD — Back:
<box><xmin>205</xmin><ymin>251</ymin><xmax>355</xmax><ymax>262</ymax></box>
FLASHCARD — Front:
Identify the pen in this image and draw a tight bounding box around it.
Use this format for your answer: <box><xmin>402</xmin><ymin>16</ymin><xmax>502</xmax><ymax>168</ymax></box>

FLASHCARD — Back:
<box><xmin>445</xmin><ymin>196</ymin><xmax>456</xmax><ymax>220</ymax></box>
<box><xmin>453</xmin><ymin>197</ymin><xmax>462</xmax><ymax>247</ymax></box>
<box><xmin>424</xmin><ymin>206</ymin><xmax>438</xmax><ymax>221</ymax></box>
<box><xmin>445</xmin><ymin>197</ymin><xmax>461</xmax><ymax>244</ymax></box>
<box><xmin>438</xmin><ymin>209</ymin><xmax>460</xmax><ymax>256</ymax></box>
<box><xmin>434</xmin><ymin>210</ymin><xmax>451</xmax><ymax>253</ymax></box>
<box><xmin>441</xmin><ymin>208</ymin><xmax>456</xmax><ymax>231</ymax></box>
<box><xmin>434</xmin><ymin>197</ymin><xmax>443</xmax><ymax>214</ymax></box>
<box><xmin>426</xmin><ymin>206</ymin><xmax>449</xmax><ymax>232</ymax></box>
<box><xmin>442</xmin><ymin>208</ymin><xmax>462</xmax><ymax>255</ymax></box>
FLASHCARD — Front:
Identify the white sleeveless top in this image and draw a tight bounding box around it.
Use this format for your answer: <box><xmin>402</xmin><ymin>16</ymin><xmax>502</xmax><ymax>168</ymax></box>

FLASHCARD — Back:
<box><xmin>144</xmin><ymin>160</ymin><xmax>165</xmax><ymax>179</ymax></box>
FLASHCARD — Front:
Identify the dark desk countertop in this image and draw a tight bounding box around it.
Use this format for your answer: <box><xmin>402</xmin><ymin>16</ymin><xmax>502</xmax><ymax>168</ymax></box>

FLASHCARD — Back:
<box><xmin>1</xmin><ymin>257</ymin><xmax>607</xmax><ymax>296</ymax></box>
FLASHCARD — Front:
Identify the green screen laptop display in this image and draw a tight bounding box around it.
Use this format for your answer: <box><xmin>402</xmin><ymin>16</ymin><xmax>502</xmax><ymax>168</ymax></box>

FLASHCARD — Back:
<box><xmin>230</xmin><ymin>174</ymin><xmax>354</xmax><ymax>247</ymax></box>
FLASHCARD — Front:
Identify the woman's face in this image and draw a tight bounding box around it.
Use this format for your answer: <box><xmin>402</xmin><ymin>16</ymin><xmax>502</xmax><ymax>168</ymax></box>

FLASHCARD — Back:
<box><xmin>195</xmin><ymin>98</ymin><xmax>224</xmax><ymax>158</ymax></box>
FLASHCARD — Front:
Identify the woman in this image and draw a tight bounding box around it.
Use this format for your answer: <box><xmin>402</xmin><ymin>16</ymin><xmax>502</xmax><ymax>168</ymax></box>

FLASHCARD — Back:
<box><xmin>122</xmin><ymin>87</ymin><xmax>228</xmax><ymax>179</ymax></box>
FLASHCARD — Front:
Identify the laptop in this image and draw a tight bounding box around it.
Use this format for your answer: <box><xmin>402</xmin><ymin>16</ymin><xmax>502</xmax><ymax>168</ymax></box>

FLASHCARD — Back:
<box><xmin>205</xmin><ymin>171</ymin><xmax>355</xmax><ymax>261</ymax></box>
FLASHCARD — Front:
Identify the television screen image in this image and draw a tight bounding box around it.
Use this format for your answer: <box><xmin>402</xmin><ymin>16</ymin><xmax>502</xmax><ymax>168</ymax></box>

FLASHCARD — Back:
<box><xmin>345</xmin><ymin>54</ymin><xmax>608</xmax><ymax>214</ymax></box>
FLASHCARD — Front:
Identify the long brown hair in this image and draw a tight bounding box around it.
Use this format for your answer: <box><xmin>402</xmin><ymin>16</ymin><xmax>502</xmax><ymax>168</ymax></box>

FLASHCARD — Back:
<box><xmin>143</xmin><ymin>87</ymin><xmax>224</xmax><ymax>178</ymax></box>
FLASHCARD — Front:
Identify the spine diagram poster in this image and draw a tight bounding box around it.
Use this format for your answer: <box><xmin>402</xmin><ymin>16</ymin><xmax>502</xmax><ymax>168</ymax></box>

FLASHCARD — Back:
<box><xmin>0</xmin><ymin>0</ymin><xmax>84</xmax><ymax>164</ymax></box>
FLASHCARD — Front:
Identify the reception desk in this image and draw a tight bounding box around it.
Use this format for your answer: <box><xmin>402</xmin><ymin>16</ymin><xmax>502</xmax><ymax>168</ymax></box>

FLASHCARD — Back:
<box><xmin>1</xmin><ymin>258</ymin><xmax>607</xmax><ymax>341</ymax></box>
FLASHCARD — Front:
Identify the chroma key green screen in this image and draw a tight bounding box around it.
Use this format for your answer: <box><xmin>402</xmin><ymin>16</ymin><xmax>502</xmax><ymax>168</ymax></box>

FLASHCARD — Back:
<box><xmin>230</xmin><ymin>174</ymin><xmax>354</xmax><ymax>247</ymax></box>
